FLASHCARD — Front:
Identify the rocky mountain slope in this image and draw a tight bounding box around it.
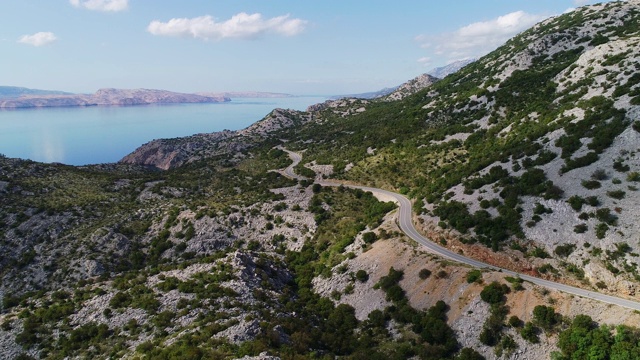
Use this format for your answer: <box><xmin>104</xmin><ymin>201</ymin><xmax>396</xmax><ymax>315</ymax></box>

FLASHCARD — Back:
<box><xmin>271</xmin><ymin>0</ymin><xmax>640</xmax><ymax>296</ymax></box>
<box><xmin>120</xmin><ymin>0</ymin><xmax>640</xmax><ymax>297</ymax></box>
<box><xmin>120</xmin><ymin>108</ymin><xmax>313</xmax><ymax>169</ymax></box>
<box><xmin>427</xmin><ymin>58</ymin><xmax>476</xmax><ymax>79</ymax></box>
<box><xmin>383</xmin><ymin>73</ymin><xmax>440</xmax><ymax>101</ymax></box>
<box><xmin>2</xmin><ymin>1</ymin><xmax>640</xmax><ymax>359</ymax></box>
<box><xmin>0</xmin><ymin>88</ymin><xmax>229</xmax><ymax>108</ymax></box>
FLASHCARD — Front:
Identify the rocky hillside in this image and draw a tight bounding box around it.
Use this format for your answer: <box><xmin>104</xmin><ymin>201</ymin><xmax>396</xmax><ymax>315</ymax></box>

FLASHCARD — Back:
<box><xmin>120</xmin><ymin>108</ymin><xmax>313</xmax><ymax>169</ymax></box>
<box><xmin>278</xmin><ymin>0</ymin><xmax>640</xmax><ymax>296</ymax></box>
<box><xmin>0</xmin><ymin>88</ymin><xmax>229</xmax><ymax>108</ymax></box>
<box><xmin>121</xmin><ymin>0</ymin><xmax>640</xmax><ymax>296</ymax></box>
<box><xmin>3</xmin><ymin>1</ymin><xmax>640</xmax><ymax>359</ymax></box>
<box><xmin>383</xmin><ymin>73</ymin><xmax>440</xmax><ymax>101</ymax></box>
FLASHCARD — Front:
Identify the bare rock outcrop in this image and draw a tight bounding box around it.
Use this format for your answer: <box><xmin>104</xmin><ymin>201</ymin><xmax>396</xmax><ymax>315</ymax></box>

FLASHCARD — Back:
<box><xmin>384</xmin><ymin>74</ymin><xmax>439</xmax><ymax>101</ymax></box>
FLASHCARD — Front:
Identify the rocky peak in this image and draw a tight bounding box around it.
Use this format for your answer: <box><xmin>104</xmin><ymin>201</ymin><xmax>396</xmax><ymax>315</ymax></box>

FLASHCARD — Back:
<box><xmin>384</xmin><ymin>73</ymin><xmax>440</xmax><ymax>101</ymax></box>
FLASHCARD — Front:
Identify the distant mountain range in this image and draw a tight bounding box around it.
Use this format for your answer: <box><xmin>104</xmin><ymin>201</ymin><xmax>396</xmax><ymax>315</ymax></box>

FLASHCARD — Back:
<box><xmin>0</xmin><ymin>88</ymin><xmax>296</xmax><ymax>109</ymax></box>
<box><xmin>329</xmin><ymin>59</ymin><xmax>475</xmax><ymax>100</ymax></box>
<box><xmin>426</xmin><ymin>58</ymin><xmax>476</xmax><ymax>78</ymax></box>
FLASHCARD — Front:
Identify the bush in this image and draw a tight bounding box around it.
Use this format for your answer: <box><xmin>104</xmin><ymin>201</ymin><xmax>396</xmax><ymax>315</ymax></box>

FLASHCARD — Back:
<box><xmin>591</xmin><ymin>169</ymin><xmax>608</xmax><ymax>180</ymax></box>
<box><xmin>581</xmin><ymin>180</ymin><xmax>601</xmax><ymax>189</ymax></box>
<box><xmin>509</xmin><ymin>315</ymin><xmax>524</xmax><ymax>328</ymax></box>
<box><xmin>607</xmin><ymin>189</ymin><xmax>626</xmax><ymax>199</ymax></box>
<box><xmin>596</xmin><ymin>223</ymin><xmax>609</xmax><ymax>239</ymax></box>
<box><xmin>466</xmin><ymin>269</ymin><xmax>483</xmax><ymax>284</ymax></box>
<box><xmin>530</xmin><ymin>247</ymin><xmax>550</xmax><ymax>259</ymax></box>
<box><xmin>595</xmin><ymin>208</ymin><xmax>617</xmax><ymax>225</ymax></box>
<box><xmin>480</xmin><ymin>282</ymin><xmax>510</xmax><ymax>304</ymax></box>
<box><xmin>520</xmin><ymin>322</ymin><xmax>540</xmax><ymax>343</ymax></box>
<box><xmin>554</xmin><ymin>244</ymin><xmax>576</xmax><ymax>257</ymax></box>
<box><xmin>455</xmin><ymin>348</ymin><xmax>486</xmax><ymax>360</ymax></box>
<box><xmin>627</xmin><ymin>172</ymin><xmax>640</xmax><ymax>182</ymax></box>
<box><xmin>532</xmin><ymin>305</ymin><xmax>561</xmax><ymax>331</ymax></box>
<box><xmin>613</xmin><ymin>160</ymin><xmax>630</xmax><ymax>172</ymax></box>
<box><xmin>585</xmin><ymin>196</ymin><xmax>600</xmax><ymax>206</ymax></box>
<box><xmin>567</xmin><ymin>195</ymin><xmax>585</xmax><ymax>211</ymax></box>
<box><xmin>109</xmin><ymin>292</ymin><xmax>132</xmax><ymax>309</ymax></box>
<box><xmin>355</xmin><ymin>270</ymin><xmax>369</xmax><ymax>282</ymax></box>
<box><xmin>436</xmin><ymin>270</ymin><xmax>448</xmax><ymax>279</ymax></box>
<box><xmin>418</xmin><ymin>268</ymin><xmax>432</xmax><ymax>279</ymax></box>
<box><xmin>362</xmin><ymin>231</ymin><xmax>377</xmax><ymax>244</ymax></box>
<box><xmin>574</xmin><ymin>224</ymin><xmax>588</xmax><ymax>233</ymax></box>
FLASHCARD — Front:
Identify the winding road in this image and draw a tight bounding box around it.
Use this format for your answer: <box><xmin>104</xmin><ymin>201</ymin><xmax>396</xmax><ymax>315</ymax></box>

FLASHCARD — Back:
<box><xmin>280</xmin><ymin>148</ymin><xmax>640</xmax><ymax>311</ymax></box>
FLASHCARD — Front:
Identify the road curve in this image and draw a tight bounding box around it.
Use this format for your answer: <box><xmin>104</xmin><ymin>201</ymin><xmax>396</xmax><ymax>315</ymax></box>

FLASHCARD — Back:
<box><xmin>280</xmin><ymin>148</ymin><xmax>640</xmax><ymax>311</ymax></box>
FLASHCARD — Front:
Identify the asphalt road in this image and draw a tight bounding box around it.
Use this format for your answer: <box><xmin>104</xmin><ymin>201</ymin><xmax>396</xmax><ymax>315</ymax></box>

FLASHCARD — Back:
<box><xmin>280</xmin><ymin>149</ymin><xmax>640</xmax><ymax>311</ymax></box>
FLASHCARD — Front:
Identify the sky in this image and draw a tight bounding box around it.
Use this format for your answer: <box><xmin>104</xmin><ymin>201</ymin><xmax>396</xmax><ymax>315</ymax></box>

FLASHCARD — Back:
<box><xmin>0</xmin><ymin>0</ymin><xmax>617</xmax><ymax>95</ymax></box>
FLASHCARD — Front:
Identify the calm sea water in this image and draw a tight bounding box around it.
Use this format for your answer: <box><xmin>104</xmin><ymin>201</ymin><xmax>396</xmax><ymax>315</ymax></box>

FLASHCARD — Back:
<box><xmin>0</xmin><ymin>97</ymin><xmax>327</xmax><ymax>166</ymax></box>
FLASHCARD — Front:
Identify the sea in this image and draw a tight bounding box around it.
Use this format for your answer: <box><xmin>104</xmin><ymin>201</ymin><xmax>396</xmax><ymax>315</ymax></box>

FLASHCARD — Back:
<box><xmin>0</xmin><ymin>96</ymin><xmax>327</xmax><ymax>166</ymax></box>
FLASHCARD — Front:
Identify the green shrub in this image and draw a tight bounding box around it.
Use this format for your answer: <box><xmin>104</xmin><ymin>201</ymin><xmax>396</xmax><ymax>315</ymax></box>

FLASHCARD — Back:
<box><xmin>532</xmin><ymin>305</ymin><xmax>561</xmax><ymax>331</ymax></box>
<box><xmin>509</xmin><ymin>315</ymin><xmax>524</xmax><ymax>328</ymax></box>
<box><xmin>109</xmin><ymin>291</ymin><xmax>132</xmax><ymax>309</ymax></box>
<box><xmin>418</xmin><ymin>268</ymin><xmax>432</xmax><ymax>280</ymax></box>
<box><xmin>480</xmin><ymin>282</ymin><xmax>510</xmax><ymax>304</ymax></box>
<box><xmin>466</xmin><ymin>269</ymin><xmax>483</xmax><ymax>284</ymax></box>
<box><xmin>607</xmin><ymin>189</ymin><xmax>626</xmax><ymax>199</ymax></box>
<box><xmin>554</xmin><ymin>244</ymin><xmax>576</xmax><ymax>257</ymax></box>
<box><xmin>581</xmin><ymin>180</ymin><xmax>601</xmax><ymax>189</ymax></box>
<box><xmin>627</xmin><ymin>172</ymin><xmax>640</xmax><ymax>182</ymax></box>
<box><xmin>520</xmin><ymin>322</ymin><xmax>540</xmax><ymax>343</ymax></box>
<box><xmin>613</xmin><ymin>160</ymin><xmax>630</xmax><ymax>172</ymax></box>
<box><xmin>595</xmin><ymin>208</ymin><xmax>617</xmax><ymax>225</ymax></box>
<box><xmin>530</xmin><ymin>247</ymin><xmax>550</xmax><ymax>259</ymax></box>
<box><xmin>355</xmin><ymin>270</ymin><xmax>369</xmax><ymax>282</ymax></box>
<box><xmin>537</xmin><ymin>264</ymin><xmax>557</xmax><ymax>275</ymax></box>
<box><xmin>585</xmin><ymin>196</ymin><xmax>600</xmax><ymax>207</ymax></box>
<box><xmin>567</xmin><ymin>195</ymin><xmax>585</xmax><ymax>211</ymax></box>
<box><xmin>574</xmin><ymin>224</ymin><xmax>588</xmax><ymax>233</ymax></box>
<box><xmin>436</xmin><ymin>270</ymin><xmax>448</xmax><ymax>279</ymax></box>
<box><xmin>591</xmin><ymin>169</ymin><xmax>608</xmax><ymax>180</ymax></box>
<box><xmin>362</xmin><ymin>232</ymin><xmax>377</xmax><ymax>244</ymax></box>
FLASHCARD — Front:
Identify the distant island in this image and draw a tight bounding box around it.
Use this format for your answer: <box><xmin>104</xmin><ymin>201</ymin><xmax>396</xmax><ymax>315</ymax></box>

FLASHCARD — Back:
<box><xmin>198</xmin><ymin>91</ymin><xmax>295</xmax><ymax>99</ymax></box>
<box><xmin>0</xmin><ymin>87</ymin><xmax>296</xmax><ymax>109</ymax></box>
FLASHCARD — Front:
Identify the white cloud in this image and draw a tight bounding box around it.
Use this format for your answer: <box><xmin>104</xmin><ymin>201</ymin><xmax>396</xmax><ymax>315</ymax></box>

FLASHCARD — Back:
<box><xmin>147</xmin><ymin>13</ymin><xmax>307</xmax><ymax>41</ymax></box>
<box><xmin>417</xmin><ymin>11</ymin><xmax>547</xmax><ymax>61</ymax></box>
<box><xmin>18</xmin><ymin>32</ymin><xmax>57</xmax><ymax>47</ymax></box>
<box><xmin>69</xmin><ymin>0</ymin><xmax>128</xmax><ymax>12</ymax></box>
<box><xmin>417</xmin><ymin>57</ymin><xmax>431</xmax><ymax>67</ymax></box>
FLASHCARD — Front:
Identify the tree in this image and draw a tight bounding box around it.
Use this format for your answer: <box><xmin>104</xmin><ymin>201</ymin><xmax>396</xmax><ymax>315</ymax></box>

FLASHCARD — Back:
<box><xmin>455</xmin><ymin>348</ymin><xmax>486</xmax><ymax>360</ymax></box>
<box><xmin>419</xmin><ymin>268</ymin><xmax>432</xmax><ymax>279</ymax></box>
<box><xmin>480</xmin><ymin>282</ymin><xmax>510</xmax><ymax>304</ymax></box>
<box><xmin>532</xmin><ymin>305</ymin><xmax>561</xmax><ymax>331</ymax></box>
<box><xmin>520</xmin><ymin>322</ymin><xmax>540</xmax><ymax>343</ymax></box>
<box><xmin>355</xmin><ymin>270</ymin><xmax>369</xmax><ymax>282</ymax></box>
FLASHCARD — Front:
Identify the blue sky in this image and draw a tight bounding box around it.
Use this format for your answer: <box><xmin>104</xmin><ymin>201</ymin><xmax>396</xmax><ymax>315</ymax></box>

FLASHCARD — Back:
<box><xmin>1</xmin><ymin>0</ymin><xmax>614</xmax><ymax>95</ymax></box>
